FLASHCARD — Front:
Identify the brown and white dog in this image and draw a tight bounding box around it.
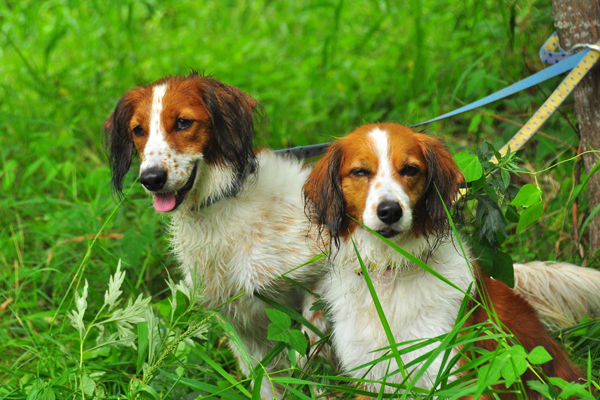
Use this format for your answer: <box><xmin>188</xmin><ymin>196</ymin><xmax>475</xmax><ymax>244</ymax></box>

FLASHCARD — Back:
<box><xmin>103</xmin><ymin>73</ymin><xmax>598</xmax><ymax>398</ymax></box>
<box><xmin>103</xmin><ymin>72</ymin><xmax>326</xmax><ymax>399</ymax></box>
<box><xmin>303</xmin><ymin>123</ymin><xmax>589</xmax><ymax>398</ymax></box>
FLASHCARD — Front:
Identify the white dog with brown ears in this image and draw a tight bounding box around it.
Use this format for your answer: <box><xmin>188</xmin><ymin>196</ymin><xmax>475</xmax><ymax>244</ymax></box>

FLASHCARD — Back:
<box><xmin>103</xmin><ymin>72</ymin><xmax>327</xmax><ymax>399</ymax></box>
<box><xmin>303</xmin><ymin>122</ymin><xmax>600</xmax><ymax>398</ymax></box>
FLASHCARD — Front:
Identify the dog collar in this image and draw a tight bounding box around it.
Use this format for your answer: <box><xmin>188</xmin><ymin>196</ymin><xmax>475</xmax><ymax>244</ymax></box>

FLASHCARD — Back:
<box><xmin>354</xmin><ymin>249</ymin><xmax>431</xmax><ymax>275</ymax></box>
<box><xmin>192</xmin><ymin>160</ymin><xmax>257</xmax><ymax>211</ymax></box>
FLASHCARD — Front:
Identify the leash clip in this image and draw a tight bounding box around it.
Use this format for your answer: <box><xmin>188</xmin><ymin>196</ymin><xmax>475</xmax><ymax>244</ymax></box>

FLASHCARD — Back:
<box><xmin>540</xmin><ymin>32</ymin><xmax>600</xmax><ymax>65</ymax></box>
<box><xmin>570</xmin><ymin>43</ymin><xmax>600</xmax><ymax>53</ymax></box>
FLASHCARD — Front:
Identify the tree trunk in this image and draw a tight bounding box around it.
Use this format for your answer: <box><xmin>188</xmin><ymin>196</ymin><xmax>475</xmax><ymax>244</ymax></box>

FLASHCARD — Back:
<box><xmin>552</xmin><ymin>0</ymin><xmax>600</xmax><ymax>258</ymax></box>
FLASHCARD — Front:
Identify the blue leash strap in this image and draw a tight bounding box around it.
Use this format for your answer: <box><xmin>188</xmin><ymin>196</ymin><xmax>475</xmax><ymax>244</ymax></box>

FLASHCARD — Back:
<box><xmin>411</xmin><ymin>49</ymin><xmax>589</xmax><ymax>128</ymax></box>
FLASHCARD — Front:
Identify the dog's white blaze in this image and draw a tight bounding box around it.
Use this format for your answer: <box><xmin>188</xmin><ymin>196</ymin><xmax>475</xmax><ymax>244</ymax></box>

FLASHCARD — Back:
<box><xmin>141</xmin><ymin>83</ymin><xmax>169</xmax><ymax>172</ymax></box>
<box><xmin>139</xmin><ymin>83</ymin><xmax>200</xmax><ymax>193</ymax></box>
<box><xmin>363</xmin><ymin>127</ymin><xmax>413</xmax><ymax>232</ymax></box>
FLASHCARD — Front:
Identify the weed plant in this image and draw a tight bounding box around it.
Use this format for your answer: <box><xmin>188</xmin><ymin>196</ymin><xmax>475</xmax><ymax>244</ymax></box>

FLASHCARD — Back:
<box><xmin>1</xmin><ymin>0</ymin><xmax>599</xmax><ymax>398</ymax></box>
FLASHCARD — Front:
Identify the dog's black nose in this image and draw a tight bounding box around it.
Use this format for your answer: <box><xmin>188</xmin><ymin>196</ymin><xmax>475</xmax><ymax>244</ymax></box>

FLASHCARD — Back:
<box><xmin>377</xmin><ymin>201</ymin><xmax>403</xmax><ymax>224</ymax></box>
<box><xmin>140</xmin><ymin>167</ymin><xmax>168</xmax><ymax>191</ymax></box>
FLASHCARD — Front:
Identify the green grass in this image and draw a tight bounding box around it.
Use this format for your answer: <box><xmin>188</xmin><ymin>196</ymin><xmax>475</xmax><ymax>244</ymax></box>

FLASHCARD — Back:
<box><xmin>1</xmin><ymin>0</ymin><xmax>599</xmax><ymax>398</ymax></box>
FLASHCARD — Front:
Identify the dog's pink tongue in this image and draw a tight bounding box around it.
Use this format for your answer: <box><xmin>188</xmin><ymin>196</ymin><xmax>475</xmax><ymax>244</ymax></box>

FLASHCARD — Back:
<box><xmin>154</xmin><ymin>193</ymin><xmax>176</xmax><ymax>212</ymax></box>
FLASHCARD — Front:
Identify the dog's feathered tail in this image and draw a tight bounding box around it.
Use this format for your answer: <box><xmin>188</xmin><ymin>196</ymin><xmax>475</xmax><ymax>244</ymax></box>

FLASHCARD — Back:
<box><xmin>513</xmin><ymin>261</ymin><xmax>600</xmax><ymax>329</ymax></box>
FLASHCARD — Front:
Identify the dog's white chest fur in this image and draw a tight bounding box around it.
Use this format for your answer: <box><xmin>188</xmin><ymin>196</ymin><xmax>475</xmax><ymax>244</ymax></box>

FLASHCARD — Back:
<box><xmin>169</xmin><ymin>151</ymin><xmax>323</xmax><ymax>375</ymax></box>
<box><xmin>325</xmin><ymin>235</ymin><xmax>474</xmax><ymax>391</ymax></box>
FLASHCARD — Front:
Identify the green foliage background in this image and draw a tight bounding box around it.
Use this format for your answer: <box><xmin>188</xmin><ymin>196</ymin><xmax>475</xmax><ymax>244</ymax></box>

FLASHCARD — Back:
<box><xmin>1</xmin><ymin>0</ymin><xmax>598</xmax><ymax>398</ymax></box>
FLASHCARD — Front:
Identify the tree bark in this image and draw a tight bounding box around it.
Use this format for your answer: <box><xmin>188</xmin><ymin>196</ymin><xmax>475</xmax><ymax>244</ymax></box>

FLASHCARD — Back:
<box><xmin>552</xmin><ymin>0</ymin><xmax>600</xmax><ymax>257</ymax></box>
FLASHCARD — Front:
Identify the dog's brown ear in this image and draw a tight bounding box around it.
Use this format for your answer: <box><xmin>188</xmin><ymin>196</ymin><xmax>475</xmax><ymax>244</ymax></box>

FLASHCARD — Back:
<box><xmin>103</xmin><ymin>96</ymin><xmax>136</xmax><ymax>197</ymax></box>
<box><xmin>303</xmin><ymin>143</ymin><xmax>345</xmax><ymax>250</ymax></box>
<box><xmin>197</xmin><ymin>75</ymin><xmax>262</xmax><ymax>179</ymax></box>
<box><xmin>418</xmin><ymin>134</ymin><xmax>463</xmax><ymax>237</ymax></box>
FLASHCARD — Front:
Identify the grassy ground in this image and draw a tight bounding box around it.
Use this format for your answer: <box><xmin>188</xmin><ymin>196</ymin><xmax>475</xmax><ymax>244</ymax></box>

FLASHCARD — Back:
<box><xmin>1</xmin><ymin>0</ymin><xmax>599</xmax><ymax>398</ymax></box>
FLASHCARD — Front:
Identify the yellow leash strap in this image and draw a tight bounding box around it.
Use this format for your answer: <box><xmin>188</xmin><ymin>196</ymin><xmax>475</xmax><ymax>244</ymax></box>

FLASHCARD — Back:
<box><xmin>492</xmin><ymin>40</ymin><xmax>600</xmax><ymax>163</ymax></box>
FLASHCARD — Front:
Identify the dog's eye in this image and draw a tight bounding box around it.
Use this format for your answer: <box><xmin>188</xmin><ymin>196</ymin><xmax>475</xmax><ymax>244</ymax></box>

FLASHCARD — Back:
<box><xmin>176</xmin><ymin>118</ymin><xmax>193</xmax><ymax>131</ymax></box>
<box><xmin>350</xmin><ymin>169</ymin><xmax>371</xmax><ymax>178</ymax></box>
<box><xmin>401</xmin><ymin>165</ymin><xmax>420</xmax><ymax>176</ymax></box>
<box><xmin>132</xmin><ymin>125</ymin><xmax>144</xmax><ymax>137</ymax></box>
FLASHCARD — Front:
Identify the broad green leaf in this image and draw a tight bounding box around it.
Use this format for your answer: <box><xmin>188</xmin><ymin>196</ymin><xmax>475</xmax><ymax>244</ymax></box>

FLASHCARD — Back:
<box><xmin>548</xmin><ymin>379</ymin><xmax>560</xmax><ymax>399</ymax></box>
<box><xmin>500</xmin><ymin>359</ymin><xmax>517</xmax><ymax>387</ymax></box>
<box><xmin>82</xmin><ymin>375</ymin><xmax>96</xmax><ymax>396</ymax></box>
<box><xmin>501</xmin><ymin>169</ymin><xmax>511</xmax><ymax>190</ymax></box>
<box><xmin>483</xmin><ymin>183</ymin><xmax>500</xmax><ymax>202</ymax></box>
<box><xmin>471</xmin><ymin>173</ymin><xmax>487</xmax><ymax>194</ymax></box>
<box><xmin>256</xmin><ymin>293</ymin><xmax>324</xmax><ymax>338</ymax></box>
<box><xmin>505</xmin><ymin>205</ymin><xmax>520</xmax><ymax>223</ymax></box>
<box><xmin>547</xmin><ymin>377</ymin><xmax>569</xmax><ymax>388</ymax></box>
<box><xmin>527</xmin><ymin>381</ymin><xmax>551</xmax><ymax>399</ymax></box>
<box><xmin>509</xmin><ymin>345</ymin><xmax>528</xmax><ymax>376</ymax></box>
<box><xmin>490</xmin><ymin>250</ymin><xmax>514</xmax><ymax>288</ymax></box>
<box><xmin>265</xmin><ymin>308</ymin><xmax>291</xmax><ymax>330</ymax></box>
<box><xmin>454</xmin><ymin>152</ymin><xmax>483</xmax><ymax>182</ymax></box>
<box><xmin>476</xmin><ymin>195</ymin><xmax>508</xmax><ymax>245</ymax></box>
<box><xmin>289</xmin><ymin>329</ymin><xmax>308</xmax><ymax>355</ymax></box>
<box><xmin>266</xmin><ymin>309</ymin><xmax>291</xmax><ymax>342</ymax></box>
<box><xmin>548</xmin><ymin>380</ymin><xmax>588</xmax><ymax>399</ymax></box>
<box><xmin>477</xmin><ymin>362</ymin><xmax>502</xmax><ymax>386</ymax></box>
<box><xmin>528</xmin><ymin>346</ymin><xmax>553</xmax><ymax>365</ymax></box>
<box><xmin>267</xmin><ymin>323</ymin><xmax>289</xmax><ymax>342</ymax></box>
<box><xmin>470</xmin><ymin>237</ymin><xmax>494</xmax><ymax>276</ymax></box>
<box><xmin>499</xmin><ymin>345</ymin><xmax>527</xmax><ymax>388</ymax></box>
<box><xmin>511</xmin><ymin>184</ymin><xmax>542</xmax><ymax>206</ymax></box>
<box><xmin>517</xmin><ymin>201</ymin><xmax>543</xmax><ymax>233</ymax></box>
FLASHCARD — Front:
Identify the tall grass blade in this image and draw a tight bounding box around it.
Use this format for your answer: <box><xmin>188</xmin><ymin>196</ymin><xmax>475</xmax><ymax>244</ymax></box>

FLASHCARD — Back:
<box><xmin>192</xmin><ymin>346</ymin><xmax>252</xmax><ymax>397</ymax></box>
<box><xmin>351</xmin><ymin>236</ymin><xmax>408</xmax><ymax>390</ymax></box>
